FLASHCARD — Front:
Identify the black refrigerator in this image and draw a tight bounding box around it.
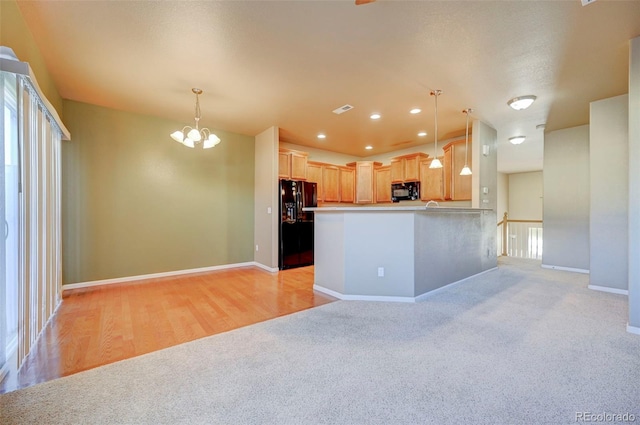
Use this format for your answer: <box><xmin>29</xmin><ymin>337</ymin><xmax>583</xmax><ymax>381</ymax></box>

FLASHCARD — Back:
<box><xmin>279</xmin><ymin>179</ymin><xmax>317</xmax><ymax>270</ymax></box>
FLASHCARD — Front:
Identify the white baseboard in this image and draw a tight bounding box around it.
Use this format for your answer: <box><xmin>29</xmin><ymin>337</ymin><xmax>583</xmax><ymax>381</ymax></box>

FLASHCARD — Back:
<box><xmin>312</xmin><ymin>285</ymin><xmax>415</xmax><ymax>303</ymax></box>
<box><xmin>415</xmin><ymin>266</ymin><xmax>498</xmax><ymax>302</ymax></box>
<box><xmin>62</xmin><ymin>261</ymin><xmax>275</xmax><ymax>292</ymax></box>
<box><xmin>313</xmin><ymin>267</ymin><xmax>498</xmax><ymax>303</ymax></box>
<box><xmin>627</xmin><ymin>324</ymin><xmax>640</xmax><ymax>336</ymax></box>
<box><xmin>253</xmin><ymin>262</ymin><xmax>279</xmax><ymax>273</ymax></box>
<box><xmin>588</xmin><ymin>285</ymin><xmax>629</xmax><ymax>296</ymax></box>
<box><xmin>541</xmin><ymin>264</ymin><xmax>590</xmax><ymax>274</ymax></box>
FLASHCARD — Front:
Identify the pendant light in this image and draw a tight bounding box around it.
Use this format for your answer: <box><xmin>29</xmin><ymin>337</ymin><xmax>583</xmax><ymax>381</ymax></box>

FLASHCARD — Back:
<box><xmin>460</xmin><ymin>108</ymin><xmax>473</xmax><ymax>176</ymax></box>
<box><xmin>429</xmin><ymin>90</ymin><xmax>443</xmax><ymax>169</ymax></box>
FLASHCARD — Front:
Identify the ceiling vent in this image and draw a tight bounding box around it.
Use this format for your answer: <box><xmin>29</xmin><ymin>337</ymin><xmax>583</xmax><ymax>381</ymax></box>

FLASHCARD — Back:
<box><xmin>332</xmin><ymin>104</ymin><xmax>354</xmax><ymax>115</ymax></box>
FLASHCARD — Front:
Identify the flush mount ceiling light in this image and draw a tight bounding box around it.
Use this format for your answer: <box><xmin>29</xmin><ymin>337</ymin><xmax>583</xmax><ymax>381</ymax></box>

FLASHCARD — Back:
<box><xmin>317</xmin><ymin>133</ymin><xmax>326</xmax><ymax>139</ymax></box>
<box><xmin>417</xmin><ymin>131</ymin><xmax>427</xmax><ymax>137</ymax></box>
<box><xmin>365</xmin><ymin>145</ymin><xmax>373</xmax><ymax>150</ymax></box>
<box><xmin>507</xmin><ymin>95</ymin><xmax>537</xmax><ymax>111</ymax></box>
<box><xmin>170</xmin><ymin>88</ymin><xmax>221</xmax><ymax>149</ymax></box>
<box><xmin>370</xmin><ymin>113</ymin><xmax>381</xmax><ymax>120</ymax></box>
<box><xmin>410</xmin><ymin>108</ymin><xmax>421</xmax><ymax>114</ymax></box>
<box><xmin>509</xmin><ymin>136</ymin><xmax>526</xmax><ymax>145</ymax></box>
<box><xmin>429</xmin><ymin>90</ymin><xmax>443</xmax><ymax>169</ymax></box>
<box><xmin>460</xmin><ymin>108</ymin><xmax>473</xmax><ymax>176</ymax></box>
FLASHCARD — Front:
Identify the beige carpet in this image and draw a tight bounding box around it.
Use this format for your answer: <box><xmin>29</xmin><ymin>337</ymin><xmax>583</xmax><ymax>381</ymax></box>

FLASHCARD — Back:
<box><xmin>1</xmin><ymin>258</ymin><xmax>639</xmax><ymax>424</ymax></box>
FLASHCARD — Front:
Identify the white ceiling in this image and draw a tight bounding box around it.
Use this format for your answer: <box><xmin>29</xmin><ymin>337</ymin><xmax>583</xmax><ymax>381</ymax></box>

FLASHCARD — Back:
<box><xmin>16</xmin><ymin>0</ymin><xmax>640</xmax><ymax>173</ymax></box>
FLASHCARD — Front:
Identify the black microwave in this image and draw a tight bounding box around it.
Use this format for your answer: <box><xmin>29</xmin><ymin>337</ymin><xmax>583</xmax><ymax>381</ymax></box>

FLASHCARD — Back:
<box><xmin>391</xmin><ymin>182</ymin><xmax>420</xmax><ymax>202</ymax></box>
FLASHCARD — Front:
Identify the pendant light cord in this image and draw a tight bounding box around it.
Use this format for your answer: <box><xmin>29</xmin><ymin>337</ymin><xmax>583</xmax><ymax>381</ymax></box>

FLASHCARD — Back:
<box><xmin>430</xmin><ymin>90</ymin><xmax>442</xmax><ymax>158</ymax></box>
<box><xmin>194</xmin><ymin>93</ymin><xmax>201</xmax><ymax>130</ymax></box>
<box><xmin>464</xmin><ymin>109</ymin><xmax>469</xmax><ymax>166</ymax></box>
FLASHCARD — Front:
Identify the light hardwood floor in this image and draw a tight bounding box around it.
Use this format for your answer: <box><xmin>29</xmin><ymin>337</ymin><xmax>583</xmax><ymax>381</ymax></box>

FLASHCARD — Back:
<box><xmin>1</xmin><ymin>265</ymin><xmax>335</xmax><ymax>394</ymax></box>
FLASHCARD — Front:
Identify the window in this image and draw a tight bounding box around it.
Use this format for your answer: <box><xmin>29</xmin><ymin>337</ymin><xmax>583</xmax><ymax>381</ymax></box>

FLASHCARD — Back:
<box><xmin>1</xmin><ymin>71</ymin><xmax>19</xmax><ymax>379</ymax></box>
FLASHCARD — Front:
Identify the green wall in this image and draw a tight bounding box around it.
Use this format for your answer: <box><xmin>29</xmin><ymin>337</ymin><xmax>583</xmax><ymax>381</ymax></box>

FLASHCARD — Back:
<box><xmin>0</xmin><ymin>0</ymin><xmax>63</xmax><ymax>116</ymax></box>
<box><xmin>62</xmin><ymin>100</ymin><xmax>255</xmax><ymax>284</ymax></box>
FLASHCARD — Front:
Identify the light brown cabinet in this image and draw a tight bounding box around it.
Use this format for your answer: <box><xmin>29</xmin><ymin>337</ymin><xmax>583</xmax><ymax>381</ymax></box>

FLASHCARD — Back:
<box><xmin>420</xmin><ymin>157</ymin><xmax>444</xmax><ymax>201</ymax></box>
<box><xmin>443</xmin><ymin>139</ymin><xmax>472</xmax><ymax>201</ymax></box>
<box><xmin>346</xmin><ymin>161</ymin><xmax>382</xmax><ymax>204</ymax></box>
<box><xmin>339</xmin><ymin>166</ymin><xmax>355</xmax><ymax>203</ymax></box>
<box><xmin>279</xmin><ymin>148</ymin><xmax>308</xmax><ymax>180</ymax></box>
<box><xmin>322</xmin><ymin>165</ymin><xmax>340</xmax><ymax>202</ymax></box>
<box><xmin>390</xmin><ymin>153</ymin><xmax>429</xmax><ymax>183</ymax></box>
<box><xmin>375</xmin><ymin>166</ymin><xmax>392</xmax><ymax>203</ymax></box>
<box><xmin>306</xmin><ymin>161</ymin><xmax>323</xmax><ymax>200</ymax></box>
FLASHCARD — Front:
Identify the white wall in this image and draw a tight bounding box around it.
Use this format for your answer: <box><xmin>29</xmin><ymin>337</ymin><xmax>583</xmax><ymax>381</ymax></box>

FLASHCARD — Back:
<box><xmin>496</xmin><ymin>172</ymin><xmax>508</xmax><ymax>255</ymax></box>
<box><xmin>496</xmin><ymin>172</ymin><xmax>509</xmax><ymax>220</ymax></box>
<box><xmin>589</xmin><ymin>95</ymin><xmax>629</xmax><ymax>292</ymax></box>
<box><xmin>254</xmin><ymin>127</ymin><xmax>279</xmax><ymax>270</ymax></box>
<box><xmin>542</xmin><ymin>125</ymin><xmax>590</xmax><ymax>272</ymax></box>
<box><xmin>628</xmin><ymin>36</ymin><xmax>640</xmax><ymax>331</ymax></box>
<box><xmin>508</xmin><ymin>171</ymin><xmax>543</xmax><ymax>220</ymax></box>
<box><xmin>472</xmin><ymin>120</ymin><xmax>498</xmax><ymax>212</ymax></box>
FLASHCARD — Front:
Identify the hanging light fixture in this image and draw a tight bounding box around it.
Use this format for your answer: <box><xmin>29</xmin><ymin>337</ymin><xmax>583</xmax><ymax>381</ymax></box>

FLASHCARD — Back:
<box><xmin>429</xmin><ymin>89</ymin><xmax>443</xmax><ymax>169</ymax></box>
<box><xmin>170</xmin><ymin>88</ymin><xmax>221</xmax><ymax>149</ymax></box>
<box><xmin>460</xmin><ymin>108</ymin><xmax>473</xmax><ymax>176</ymax></box>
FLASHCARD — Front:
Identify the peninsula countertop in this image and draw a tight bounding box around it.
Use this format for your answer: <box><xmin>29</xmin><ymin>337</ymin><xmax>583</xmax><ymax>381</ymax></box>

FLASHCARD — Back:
<box><xmin>305</xmin><ymin>205</ymin><xmax>493</xmax><ymax>213</ymax></box>
<box><xmin>310</xmin><ymin>204</ymin><xmax>497</xmax><ymax>302</ymax></box>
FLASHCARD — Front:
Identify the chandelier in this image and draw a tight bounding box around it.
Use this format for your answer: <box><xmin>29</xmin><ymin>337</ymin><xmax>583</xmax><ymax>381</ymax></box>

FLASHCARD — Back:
<box><xmin>170</xmin><ymin>88</ymin><xmax>221</xmax><ymax>149</ymax></box>
<box><xmin>429</xmin><ymin>90</ymin><xmax>443</xmax><ymax>169</ymax></box>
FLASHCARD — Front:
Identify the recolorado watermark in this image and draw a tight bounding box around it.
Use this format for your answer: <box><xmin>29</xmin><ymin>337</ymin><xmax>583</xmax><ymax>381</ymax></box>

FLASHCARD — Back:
<box><xmin>576</xmin><ymin>412</ymin><xmax>636</xmax><ymax>422</ymax></box>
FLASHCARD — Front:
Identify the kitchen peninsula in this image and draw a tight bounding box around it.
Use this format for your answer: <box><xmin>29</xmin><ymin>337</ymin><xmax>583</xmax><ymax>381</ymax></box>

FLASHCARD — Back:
<box><xmin>308</xmin><ymin>206</ymin><xmax>497</xmax><ymax>302</ymax></box>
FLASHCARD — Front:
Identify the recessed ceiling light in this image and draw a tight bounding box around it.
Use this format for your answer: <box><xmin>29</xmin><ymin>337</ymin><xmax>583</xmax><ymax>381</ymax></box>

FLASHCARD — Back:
<box><xmin>365</xmin><ymin>145</ymin><xmax>373</xmax><ymax>150</ymax></box>
<box><xmin>410</xmin><ymin>108</ymin><xmax>421</xmax><ymax>114</ymax></box>
<box><xmin>317</xmin><ymin>133</ymin><xmax>326</xmax><ymax>139</ymax></box>
<box><xmin>507</xmin><ymin>95</ymin><xmax>537</xmax><ymax>110</ymax></box>
<box><xmin>370</xmin><ymin>113</ymin><xmax>381</xmax><ymax>120</ymax></box>
<box><xmin>417</xmin><ymin>132</ymin><xmax>427</xmax><ymax>137</ymax></box>
<box><xmin>509</xmin><ymin>136</ymin><xmax>526</xmax><ymax>145</ymax></box>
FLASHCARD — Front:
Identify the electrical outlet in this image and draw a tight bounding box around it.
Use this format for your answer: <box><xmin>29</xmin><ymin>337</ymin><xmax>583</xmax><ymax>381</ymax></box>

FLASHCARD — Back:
<box><xmin>267</xmin><ymin>207</ymin><xmax>272</xmax><ymax>214</ymax></box>
<box><xmin>377</xmin><ymin>267</ymin><xmax>384</xmax><ymax>277</ymax></box>
<box><xmin>255</xmin><ymin>245</ymin><xmax>259</xmax><ymax>251</ymax></box>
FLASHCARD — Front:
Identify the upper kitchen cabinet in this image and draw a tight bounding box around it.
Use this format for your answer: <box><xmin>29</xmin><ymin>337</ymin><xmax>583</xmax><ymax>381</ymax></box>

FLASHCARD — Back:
<box><xmin>306</xmin><ymin>161</ymin><xmax>324</xmax><ymax>200</ymax></box>
<box><xmin>375</xmin><ymin>166</ymin><xmax>392</xmax><ymax>203</ymax></box>
<box><xmin>339</xmin><ymin>166</ymin><xmax>356</xmax><ymax>203</ymax></box>
<box><xmin>390</xmin><ymin>153</ymin><xmax>429</xmax><ymax>183</ymax></box>
<box><xmin>322</xmin><ymin>165</ymin><xmax>340</xmax><ymax>202</ymax></box>
<box><xmin>347</xmin><ymin>161</ymin><xmax>383</xmax><ymax>204</ymax></box>
<box><xmin>420</xmin><ymin>157</ymin><xmax>444</xmax><ymax>201</ymax></box>
<box><xmin>279</xmin><ymin>148</ymin><xmax>308</xmax><ymax>180</ymax></box>
<box><xmin>442</xmin><ymin>139</ymin><xmax>472</xmax><ymax>201</ymax></box>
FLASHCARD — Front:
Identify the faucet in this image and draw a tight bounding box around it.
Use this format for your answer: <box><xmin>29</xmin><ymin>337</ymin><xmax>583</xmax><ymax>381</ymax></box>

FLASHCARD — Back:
<box><xmin>425</xmin><ymin>200</ymin><xmax>439</xmax><ymax>208</ymax></box>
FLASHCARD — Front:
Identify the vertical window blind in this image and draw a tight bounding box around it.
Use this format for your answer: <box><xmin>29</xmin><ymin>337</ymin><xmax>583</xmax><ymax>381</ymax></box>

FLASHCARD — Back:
<box><xmin>1</xmin><ymin>47</ymin><xmax>70</xmax><ymax>379</ymax></box>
